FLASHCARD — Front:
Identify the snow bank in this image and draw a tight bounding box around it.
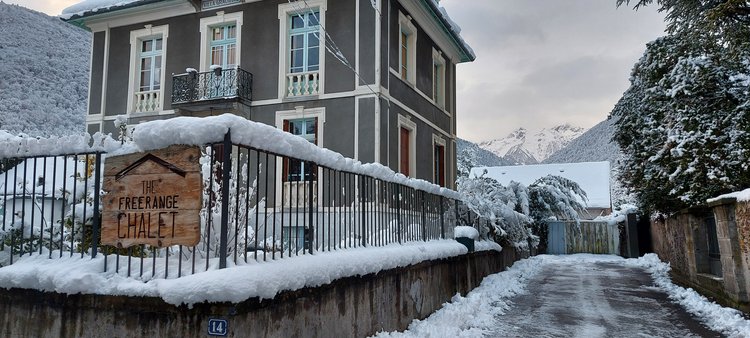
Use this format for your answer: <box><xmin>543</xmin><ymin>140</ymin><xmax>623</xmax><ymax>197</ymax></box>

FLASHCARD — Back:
<box><xmin>0</xmin><ymin>240</ymin><xmax>468</xmax><ymax>306</ymax></box>
<box><xmin>377</xmin><ymin>254</ymin><xmax>750</xmax><ymax>338</ymax></box>
<box><xmin>628</xmin><ymin>254</ymin><xmax>750</xmax><ymax>337</ymax></box>
<box><xmin>454</xmin><ymin>226</ymin><xmax>479</xmax><ymax>239</ymax></box>
<box><xmin>708</xmin><ymin>188</ymin><xmax>750</xmax><ymax>203</ymax></box>
<box><xmin>124</xmin><ymin>114</ymin><xmax>460</xmax><ymax>199</ymax></box>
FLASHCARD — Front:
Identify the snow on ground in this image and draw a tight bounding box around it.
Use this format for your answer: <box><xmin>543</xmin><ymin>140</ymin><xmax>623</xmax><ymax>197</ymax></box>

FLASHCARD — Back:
<box><xmin>0</xmin><ymin>239</ymin><xmax>500</xmax><ymax>306</ymax></box>
<box><xmin>375</xmin><ymin>254</ymin><xmax>750</xmax><ymax>338</ymax></box>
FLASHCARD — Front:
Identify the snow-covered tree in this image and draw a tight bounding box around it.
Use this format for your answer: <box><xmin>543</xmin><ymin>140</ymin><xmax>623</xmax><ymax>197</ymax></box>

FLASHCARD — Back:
<box><xmin>457</xmin><ymin>173</ymin><xmax>587</xmax><ymax>249</ymax></box>
<box><xmin>611</xmin><ymin>6</ymin><xmax>750</xmax><ymax>213</ymax></box>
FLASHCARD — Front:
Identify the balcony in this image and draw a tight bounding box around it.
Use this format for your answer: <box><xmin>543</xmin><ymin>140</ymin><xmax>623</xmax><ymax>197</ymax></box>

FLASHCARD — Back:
<box><xmin>133</xmin><ymin>90</ymin><xmax>161</xmax><ymax>113</ymax></box>
<box><xmin>171</xmin><ymin>67</ymin><xmax>253</xmax><ymax>113</ymax></box>
<box><xmin>286</xmin><ymin>71</ymin><xmax>320</xmax><ymax>98</ymax></box>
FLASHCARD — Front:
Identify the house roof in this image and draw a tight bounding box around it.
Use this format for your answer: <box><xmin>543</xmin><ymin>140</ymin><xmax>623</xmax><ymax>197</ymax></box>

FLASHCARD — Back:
<box><xmin>469</xmin><ymin>161</ymin><xmax>612</xmax><ymax>209</ymax></box>
<box><xmin>61</xmin><ymin>0</ymin><xmax>475</xmax><ymax>62</ymax></box>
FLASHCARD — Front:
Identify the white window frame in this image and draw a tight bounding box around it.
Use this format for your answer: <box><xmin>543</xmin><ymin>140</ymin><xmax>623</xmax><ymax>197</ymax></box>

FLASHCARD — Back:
<box><xmin>432</xmin><ymin>134</ymin><xmax>447</xmax><ymax>186</ymax></box>
<box><xmin>126</xmin><ymin>24</ymin><xmax>169</xmax><ymax>115</ymax></box>
<box><xmin>278</xmin><ymin>0</ymin><xmax>327</xmax><ymax>99</ymax></box>
<box><xmin>199</xmin><ymin>11</ymin><xmax>243</xmax><ymax>72</ymax></box>
<box><xmin>432</xmin><ymin>48</ymin><xmax>446</xmax><ymax>108</ymax></box>
<box><xmin>398</xmin><ymin>11</ymin><xmax>417</xmax><ymax>85</ymax></box>
<box><xmin>274</xmin><ymin>106</ymin><xmax>326</xmax><ymax>207</ymax></box>
<box><xmin>397</xmin><ymin>114</ymin><xmax>417</xmax><ymax>177</ymax></box>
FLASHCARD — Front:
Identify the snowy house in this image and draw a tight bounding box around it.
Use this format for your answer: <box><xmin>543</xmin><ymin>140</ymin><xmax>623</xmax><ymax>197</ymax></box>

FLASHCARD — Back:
<box><xmin>469</xmin><ymin>161</ymin><xmax>612</xmax><ymax>219</ymax></box>
<box><xmin>62</xmin><ymin>0</ymin><xmax>475</xmax><ymax>190</ymax></box>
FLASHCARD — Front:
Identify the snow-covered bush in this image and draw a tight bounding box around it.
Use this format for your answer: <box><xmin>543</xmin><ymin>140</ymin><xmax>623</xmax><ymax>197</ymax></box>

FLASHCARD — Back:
<box><xmin>457</xmin><ymin>173</ymin><xmax>587</xmax><ymax>250</ymax></box>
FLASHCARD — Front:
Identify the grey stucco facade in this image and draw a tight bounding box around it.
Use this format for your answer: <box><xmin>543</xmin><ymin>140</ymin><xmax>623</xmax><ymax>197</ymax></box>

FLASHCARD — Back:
<box><xmin>72</xmin><ymin>0</ymin><xmax>473</xmax><ymax>189</ymax></box>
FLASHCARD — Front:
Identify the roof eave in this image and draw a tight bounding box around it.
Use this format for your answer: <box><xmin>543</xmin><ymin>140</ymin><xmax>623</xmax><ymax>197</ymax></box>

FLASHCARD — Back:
<box><xmin>62</xmin><ymin>0</ymin><xmax>167</xmax><ymax>23</ymax></box>
<box><xmin>422</xmin><ymin>0</ymin><xmax>475</xmax><ymax>63</ymax></box>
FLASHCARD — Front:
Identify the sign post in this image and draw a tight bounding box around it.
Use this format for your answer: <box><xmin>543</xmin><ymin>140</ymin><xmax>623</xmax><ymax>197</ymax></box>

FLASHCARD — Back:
<box><xmin>101</xmin><ymin>145</ymin><xmax>203</xmax><ymax>248</ymax></box>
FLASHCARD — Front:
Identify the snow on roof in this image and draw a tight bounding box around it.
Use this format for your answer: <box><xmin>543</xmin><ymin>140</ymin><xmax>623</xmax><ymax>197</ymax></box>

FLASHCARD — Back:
<box><xmin>707</xmin><ymin>188</ymin><xmax>750</xmax><ymax>204</ymax></box>
<box><xmin>60</xmin><ymin>0</ymin><xmax>152</xmax><ymax>20</ymax></box>
<box><xmin>426</xmin><ymin>0</ymin><xmax>476</xmax><ymax>61</ymax></box>
<box><xmin>470</xmin><ymin>162</ymin><xmax>612</xmax><ymax>209</ymax></box>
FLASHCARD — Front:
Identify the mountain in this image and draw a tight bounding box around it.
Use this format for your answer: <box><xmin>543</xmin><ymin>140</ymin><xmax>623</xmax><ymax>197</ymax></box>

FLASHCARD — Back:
<box><xmin>478</xmin><ymin>124</ymin><xmax>586</xmax><ymax>164</ymax></box>
<box><xmin>543</xmin><ymin>117</ymin><xmax>635</xmax><ymax>206</ymax></box>
<box><xmin>0</xmin><ymin>3</ymin><xmax>90</xmax><ymax>137</ymax></box>
<box><xmin>456</xmin><ymin>138</ymin><xmax>509</xmax><ymax>177</ymax></box>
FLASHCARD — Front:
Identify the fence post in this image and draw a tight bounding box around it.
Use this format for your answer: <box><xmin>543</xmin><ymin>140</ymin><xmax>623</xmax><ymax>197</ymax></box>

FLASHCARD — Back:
<box><xmin>360</xmin><ymin>176</ymin><xmax>367</xmax><ymax>247</ymax></box>
<box><xmin>396</xmin><ymin>184</ymin><xmax>402</xmax><ymax>244</ymax></box>
<box><xmin>219</xmin><ymin>131</ymin><xmax>232</xmax><ymax>269</ymax></box>
<box><xmin>439</xmin><ymin>196</ymin><xmax>445</xmax><ymax>239</ymax></box>
<box><xmin>421</xmin><ymin>191</ymin><xmax>427</xmax><ymax>242</ymax></box>
<box><xmin>455</xmin><ymin>200</ymin><xmax>460</xmax><ymax>226</ymax></box>
<box><xmin>91</xmin><ymin>152</ymin><xmax>102</xmax><ymax>258</ymax></box>
<box><xmin>307</xmin><ymin>162</ymin><xmax>315</xmax><ymax>255</ymax></box>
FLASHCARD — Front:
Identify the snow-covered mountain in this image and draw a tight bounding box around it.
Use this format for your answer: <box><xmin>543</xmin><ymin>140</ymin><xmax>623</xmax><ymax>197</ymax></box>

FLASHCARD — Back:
<box><xmin>478</xmin><ymin>124</ymin><xmax>586</xmax><ymax>164</ymax></box>
<box><xmin>456</xmin><ymin>138</ymin><xmax>509</xmax><ymax>177</ymax></box>
<box><xmin>0</xmin><ymin>3</ymin><xmax>90</xmax><ymax>137</ymax></box>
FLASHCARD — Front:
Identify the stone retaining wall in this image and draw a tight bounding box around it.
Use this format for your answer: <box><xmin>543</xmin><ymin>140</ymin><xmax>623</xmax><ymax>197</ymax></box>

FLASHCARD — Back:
<box><xmin>0</xmin><ymin>247</ymin><xmax>524</xmax><ymax>337</ymax></box>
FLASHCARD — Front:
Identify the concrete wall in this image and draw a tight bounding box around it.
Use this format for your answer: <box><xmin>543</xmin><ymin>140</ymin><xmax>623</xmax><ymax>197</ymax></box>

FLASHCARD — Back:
<box><xmin>0</xmin><ymin>248</ymin><xmax>525</xmax><ymax>338</ymax></box>
<box><xmin>650</xmin><ymin>199</ymin><xmax>750</xmax><ymax>312</ymax></box>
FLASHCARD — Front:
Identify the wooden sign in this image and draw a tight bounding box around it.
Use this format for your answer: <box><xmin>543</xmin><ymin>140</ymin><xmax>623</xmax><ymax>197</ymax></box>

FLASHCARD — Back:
<box><xmin>102</xmin><ymin>145</ymin><xmax>203</xmax><ymax>248</ymax></box>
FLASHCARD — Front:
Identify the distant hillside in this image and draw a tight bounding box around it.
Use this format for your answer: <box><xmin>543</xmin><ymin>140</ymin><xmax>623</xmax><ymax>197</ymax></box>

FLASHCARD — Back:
<box><xmin>479</xmin><ymin>124</ymin><xmax>586</xmax><ymax>165</ymax></box>
<box><xmin>0</xmin><ymin>3</ymin><xmax>90</xmax><ymax>137</ymax></box>
<box><xmin>543</xmin><ymin>117</ymin><xmax>635</xmax><ymax>205</ymax></box>
<box><xmin>457</xmin><ymin>138</ymin><xmax>509</xmax><ymax>177</ymax></box>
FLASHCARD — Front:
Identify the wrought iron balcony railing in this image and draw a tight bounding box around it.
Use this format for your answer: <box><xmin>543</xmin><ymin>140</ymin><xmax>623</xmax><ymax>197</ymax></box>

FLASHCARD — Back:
<box><xmin>171</xmin><ymin>67</ymin><xmax>253</xmax><ymax>105</ymax></box>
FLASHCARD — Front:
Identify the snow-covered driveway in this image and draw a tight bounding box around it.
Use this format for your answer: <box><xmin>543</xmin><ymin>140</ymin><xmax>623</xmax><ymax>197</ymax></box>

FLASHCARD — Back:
<box><xmin>377</xmin><ymin>254</ymin><xmax>750</xmax><ymax>338</ymax></box>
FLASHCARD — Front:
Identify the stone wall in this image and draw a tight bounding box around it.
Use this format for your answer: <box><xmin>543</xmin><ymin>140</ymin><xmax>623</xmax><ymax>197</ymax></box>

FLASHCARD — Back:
<box><xmin>650</xmin><ymin>199</ymin><xmax>750</xmax><ymax>312</ymax></box>
<box><xmin>0</xmin><ymin>248</ymin><xmax>525</xmax><ymax>338</ymax></box>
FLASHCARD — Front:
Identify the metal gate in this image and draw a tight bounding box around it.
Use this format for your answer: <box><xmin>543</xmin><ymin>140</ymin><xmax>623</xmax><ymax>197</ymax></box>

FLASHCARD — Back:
<box><xmin>547</xmin><ymin>221</ymin><xmax>620</xmax><ymax>255</ymax></box>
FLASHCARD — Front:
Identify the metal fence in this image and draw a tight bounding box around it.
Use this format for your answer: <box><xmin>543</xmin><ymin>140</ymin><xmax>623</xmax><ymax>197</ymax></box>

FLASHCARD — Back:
<box><xmin>0</xmin><ymin>132</ymin><xmax>484</xmax><ymax>280</ymax></box>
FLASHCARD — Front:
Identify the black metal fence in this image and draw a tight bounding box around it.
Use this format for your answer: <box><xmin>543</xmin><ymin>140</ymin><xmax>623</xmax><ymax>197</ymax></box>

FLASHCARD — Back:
<box><xmin>0</xmin><ymin>133</ymin><xmax>484</xmax><ymax>280</ymax></box>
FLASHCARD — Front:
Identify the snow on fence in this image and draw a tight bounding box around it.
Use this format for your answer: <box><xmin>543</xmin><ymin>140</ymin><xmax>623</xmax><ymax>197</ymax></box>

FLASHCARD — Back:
<box><xmin>0</xmin><ymin>115</ymin><xmax>483</xmax><ymax>280</ymax></box>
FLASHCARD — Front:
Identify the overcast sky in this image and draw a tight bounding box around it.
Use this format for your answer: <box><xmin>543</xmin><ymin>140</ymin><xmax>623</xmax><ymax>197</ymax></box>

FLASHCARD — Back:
<box><xmin>9</xmin><ymin>0</ymin><xmax>666</xmax><ymax>143</ymax></box>
<box><xmin>441</xmin><ymin>0</ymin><xmax>666</xmax><ymax>142</ymax></box>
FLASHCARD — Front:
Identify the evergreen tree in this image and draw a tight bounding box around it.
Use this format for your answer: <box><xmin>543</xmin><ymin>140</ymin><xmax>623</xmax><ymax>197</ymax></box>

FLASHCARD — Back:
<box><xmin>613</xmin><ymin>1</ymin><xmax>750</xmax><ymax>213</ymax></box>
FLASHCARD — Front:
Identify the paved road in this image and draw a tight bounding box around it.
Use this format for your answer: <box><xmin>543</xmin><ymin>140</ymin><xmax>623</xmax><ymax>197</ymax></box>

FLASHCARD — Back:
<box><xmin>488</xmin><ymin>260</ymin><xmax>722</xmax><ymax>338</ymax></box>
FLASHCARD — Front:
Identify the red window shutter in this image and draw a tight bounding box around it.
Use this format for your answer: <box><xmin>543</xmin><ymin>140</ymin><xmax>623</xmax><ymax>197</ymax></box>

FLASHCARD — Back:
<box><xmin>400</xmin><ymin>127</ymin><xmax>410</xmax><ymax>176</ymax></box>
<box><xmin>438</xmin><ymin>145</ymin><xmax>445</xmax><ymax>187</ymax></box>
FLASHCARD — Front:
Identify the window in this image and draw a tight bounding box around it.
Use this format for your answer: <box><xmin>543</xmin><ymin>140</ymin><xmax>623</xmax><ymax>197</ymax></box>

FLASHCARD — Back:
<box><xmin>283</xmin><ymin>118</ymin><xmax>318</xmax><ymax>181</ymax></box>
<box><xmin>199</xmin><ymin>11</ymin><xmax>243</xmax><ymax>71</ymax></box>
<box><xmin>138</xmin><ymin>37</ymin><xmax>162</xmax><ymax>93</ymax></box>
<box><xmin>210</xmin><ymin>24</ymin><xmax>237</xmax><ymax>68</ymax></box>
<box><xmin>127</xmin><ymin>25</ymin><xmax>168</xmax><ymax>114</ymax></box>
<box><xmin>278</xmin><ymin>0</ymin><xmax>327</xmax><ymax>98</ymax></box>
<box><xmin>433</xmin><ymin>135</ymin><xmax>446</xmax><ymax>187</ymax></box>
<box><xmin>398</xmin><ymin>12</ymin><xmax>417</xmax><ymax>84</ymax></box>
<box><xmin>398</xmin><ymin>115</ymin><xmax>416</xmax><ymax>177</ymax></box>
<box><xmin>432</xmin><ymin>49</ymin><xmax>445</xmax><ymax>108</ymax></box>
<box><xmin>289</xmin><ymin>11</ymin><xmax>320</xmax><ymax>74</ymax></box>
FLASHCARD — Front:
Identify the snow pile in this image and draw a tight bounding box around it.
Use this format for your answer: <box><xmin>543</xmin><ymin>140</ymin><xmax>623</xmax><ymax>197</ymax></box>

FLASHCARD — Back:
<box><xmin>378</xmin><ymin>254</ymin><xmax>750</xmax><ymax>338</ymax></box>
<box><xmin>593</xmin><ymin>203</ymin><xmax>638</xmax><ymax>225</ymax></box>
<box><xmin>0</xmin><ymin>3</ymin><xmax>90</xmax><ymax>137</ymax></box>
<box><xmin>707</xmin><ymin>188</ymin><xmax>750</xmax><ymax>203</ymax></box>
<box><xmin>0</xmin><ymin>132</ymin><xmax>119</xmax><ymax>159</ymax></box>
<box><xmin>60</xmin><ymin>0</ymin><xmax>144</xmax><ymax>19</ymax></box>
<box><xmin>374</xmin><ymin>255</ymin><xmax>550</xmax><ymax>337</ymax></box>
<box><xmin>0</xmin><ymin>240</ymin><xmax>469</xmax><ymax>306</ymax></box>
<box><xmin>454</xmin><ymin>226</ymin><xmax>478</xmax><ymax>240</ymax></box>
<box><xmin>629</xmin><ymin>254</ymin><xmax>750</xmax><ymax>337</ymax></box>
<box><xmin>123</xmin><ymin>114</ymin><xmax>459</xmax><ymax>199</ymax></box>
